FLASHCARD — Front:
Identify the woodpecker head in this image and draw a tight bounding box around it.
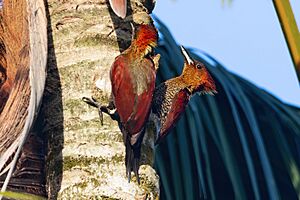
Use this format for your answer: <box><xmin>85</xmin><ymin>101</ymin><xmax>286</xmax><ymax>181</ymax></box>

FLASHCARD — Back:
<box><xmin>180</xmin><ymin>46</ymin><xmax>217</xmax><ymax>95</ymax></box>
<box><xmin>131</xmin><ymin>24</ymin><xmax>158</xmax><ymax>57</ymax></box>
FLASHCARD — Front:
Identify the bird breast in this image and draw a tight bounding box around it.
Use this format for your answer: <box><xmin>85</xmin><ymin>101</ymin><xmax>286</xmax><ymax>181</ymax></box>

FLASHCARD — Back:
<box><xmin>129</xmin><ymin>58</ymin><xmax>155</xmax><ymax>96</ymax></box>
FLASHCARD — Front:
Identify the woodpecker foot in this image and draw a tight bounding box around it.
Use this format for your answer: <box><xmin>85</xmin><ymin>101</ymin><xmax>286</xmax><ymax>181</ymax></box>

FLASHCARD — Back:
<box><xmin>82</xmin><ymin>97</ymin><xmax>118</xmax><ymax>124</ymax></box>
<box><xmin>82</xmin><ymin>97</ymin><xmax>104</xmax><ymax>125</ymax></box>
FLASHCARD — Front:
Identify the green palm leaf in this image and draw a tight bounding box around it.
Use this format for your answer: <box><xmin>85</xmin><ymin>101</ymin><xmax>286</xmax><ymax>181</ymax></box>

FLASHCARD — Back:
<box><xmin>153</xmin><ymin>16</ymin><xmax>300</xmax><ymax>200</ymax></box>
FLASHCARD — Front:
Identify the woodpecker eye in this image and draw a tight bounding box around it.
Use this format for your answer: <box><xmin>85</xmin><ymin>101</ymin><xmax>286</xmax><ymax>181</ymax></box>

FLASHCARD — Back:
<box><xmin>196</xmin><ymin>63</ymin><xmax>203</xmax><ymax>69</ymax></box>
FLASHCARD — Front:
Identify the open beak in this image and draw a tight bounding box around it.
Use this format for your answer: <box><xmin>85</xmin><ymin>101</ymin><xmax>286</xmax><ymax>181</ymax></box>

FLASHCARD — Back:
<box><xmin>180</xmin><ymin>46</ymin><xmax>194</xmax><ymax>65</ymax></box>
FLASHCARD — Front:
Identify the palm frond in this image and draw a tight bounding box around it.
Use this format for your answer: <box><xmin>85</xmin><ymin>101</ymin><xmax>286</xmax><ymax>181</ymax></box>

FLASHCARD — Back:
<box><xmin>154</xmin><ymin>17</ymin><xmax>300</xmax><ymax>200</ymax></box>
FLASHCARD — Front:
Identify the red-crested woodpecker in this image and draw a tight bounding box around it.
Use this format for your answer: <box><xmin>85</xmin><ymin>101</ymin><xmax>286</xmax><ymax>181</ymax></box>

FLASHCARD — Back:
<box><xmin>84</xmin><ymin>24</ymin><xmax>159</xmax><ymax>183</ymax></box>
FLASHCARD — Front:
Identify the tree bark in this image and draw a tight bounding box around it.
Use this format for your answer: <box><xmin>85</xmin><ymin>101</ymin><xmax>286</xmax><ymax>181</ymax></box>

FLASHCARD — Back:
<box><xmin>44</xmin><ymin>0</ymin><xmax>159</xmax><ymax>199</ymax></box>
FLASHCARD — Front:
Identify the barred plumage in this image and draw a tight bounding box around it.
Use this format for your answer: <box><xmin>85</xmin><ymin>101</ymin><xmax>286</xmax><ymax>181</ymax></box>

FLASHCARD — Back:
<box><xmin>152</xmin><ymin>78</ymin><xmax>187</xmax><ymax>130</ymax></box>
<box><xmin>153</xmin><ymin>46</ymin><xmax>216</xmax><ymax>144</ymax></box>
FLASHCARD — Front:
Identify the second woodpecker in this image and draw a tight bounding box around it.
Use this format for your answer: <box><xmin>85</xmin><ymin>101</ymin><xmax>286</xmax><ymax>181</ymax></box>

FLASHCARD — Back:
<box><xmin>152</xmin><ymin>46</ymin><xmax>217</xmax><ymax>144</ymax></box>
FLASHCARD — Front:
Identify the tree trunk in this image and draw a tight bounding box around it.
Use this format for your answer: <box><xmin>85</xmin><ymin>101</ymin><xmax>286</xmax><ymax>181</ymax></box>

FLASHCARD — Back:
<box><xmin>44</xmin><ymin>0</ymin><xmax>159</xmax><ymax>199</ymax></box>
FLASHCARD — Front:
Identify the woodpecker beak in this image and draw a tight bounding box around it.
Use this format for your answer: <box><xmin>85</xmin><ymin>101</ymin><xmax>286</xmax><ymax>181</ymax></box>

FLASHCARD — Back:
<box><xmin>180</xmin><ymin>46</ymin><xmax>194</xmax><ymax>65</ymax></box>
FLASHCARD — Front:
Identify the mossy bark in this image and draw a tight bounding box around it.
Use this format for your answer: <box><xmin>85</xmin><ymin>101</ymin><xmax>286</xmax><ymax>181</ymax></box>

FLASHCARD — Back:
<box><xmin>44</xmin><ymin>0</ymin><xmax>159</xmax><ymax>199</ymax></box>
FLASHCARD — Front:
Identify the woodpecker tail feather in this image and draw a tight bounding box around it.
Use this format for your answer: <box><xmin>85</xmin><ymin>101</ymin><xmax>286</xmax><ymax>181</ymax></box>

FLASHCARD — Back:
<box><xmin>125</xmin><ymin>141</ymin><xmax>140</xmax><ymax>184</ymax></box>
<box><xmin>124</xmin><ymin>130</ymin><xmax>145</xmax><ymax>184</ymax></box>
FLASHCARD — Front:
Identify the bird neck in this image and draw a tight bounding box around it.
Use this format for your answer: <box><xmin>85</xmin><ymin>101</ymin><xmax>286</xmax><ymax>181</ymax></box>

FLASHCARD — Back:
<box><xmin>179</xmin><ymin>68</ymin><xmax>199</xmax><ymax>94</ymax></box>
<box><xmin>129</xmin><ymin>40</ymin><xmax>156</xmax><ymax>58</ymax></box>
<box><xmin>130</xmin><ymin>25</ymin><xmax>158</xmax><ymax>57</ymax></box>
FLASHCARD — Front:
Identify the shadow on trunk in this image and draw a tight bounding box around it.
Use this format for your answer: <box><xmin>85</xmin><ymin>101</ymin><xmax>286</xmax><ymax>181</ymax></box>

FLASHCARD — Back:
<box><xmin>106</xmin><ymin>0</ymin><xmax>134</xmax><ymax>52</ymax></box>
<box><xmin>42</xmin><ymin>0</ymin><xmax>64</xmax><ymax>199</ymax></box>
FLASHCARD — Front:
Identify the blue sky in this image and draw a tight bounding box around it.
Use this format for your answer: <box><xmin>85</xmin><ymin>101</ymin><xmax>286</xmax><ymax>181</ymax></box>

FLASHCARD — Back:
<box><xmin>154</xmin><ymin>0</ymin><xmax>300</xmax><ymax>107</ymax></box>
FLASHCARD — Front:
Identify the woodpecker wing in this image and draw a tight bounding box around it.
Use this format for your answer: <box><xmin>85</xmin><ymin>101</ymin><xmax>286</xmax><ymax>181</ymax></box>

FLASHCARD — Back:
<box><xmin>110</xmin><ymin>55</ymin><xmax>156</xmax><ymax>137</ymax></box>
<box><xmin>111</xmin><ymin>55</ymin><xmax>156</xmax><ymax>183</ymax></box>
<box><xmin>109</xmin><ymin>0</ymin><xmax>127</xmax><ymax>19</ymax></box>
<box><xmin>110</xmin><ymin>55</ymin><xmax>134</xmax><ymax>124</ymax></box>
<box><xmin>154</xmin><ymin>88</ymin><xmax>190</xmax><ymax>144</ymax></box>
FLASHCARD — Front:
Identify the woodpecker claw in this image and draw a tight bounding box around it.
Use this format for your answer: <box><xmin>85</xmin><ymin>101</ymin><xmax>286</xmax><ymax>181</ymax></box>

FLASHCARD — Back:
<box><xmin>82</xmin><ymin>97</ymin><xmax>98</xmax><ymax>107</ymax></box>
<box><xmin>82</xmin><ymin>96</ymin><xmax>119</xmax><ymax>125</ymax></box>
<box><xmin>82</xmin><ymin>97</ymin><xmax>105</xmax><ymax>125</ymax></box>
